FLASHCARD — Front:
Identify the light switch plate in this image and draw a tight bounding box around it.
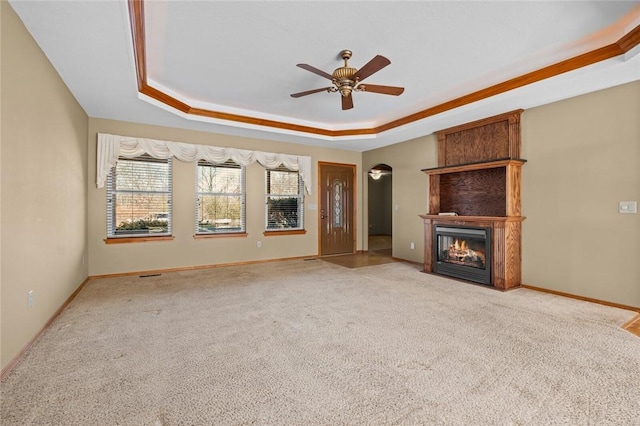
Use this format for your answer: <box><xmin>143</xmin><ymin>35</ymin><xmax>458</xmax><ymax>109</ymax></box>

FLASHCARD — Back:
<box><xmin>619</xmin><ymin>201</ymin><xmax>637</xmax><ymax>214</ymax></box>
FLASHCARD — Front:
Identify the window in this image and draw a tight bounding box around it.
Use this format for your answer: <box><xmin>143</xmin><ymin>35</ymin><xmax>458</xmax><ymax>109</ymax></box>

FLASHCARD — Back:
<box><xmin>107</xmin><ymin>155</ymin><xmax>172</xmax><ymax>238</ymax></box>
<box><xmin>265</xmin><ymin>167</ymin><xmax>304</xmax><ymax>230</ymax></box>
<box><xmin>195</xmin><ymin>160</ymin><xmax>245</xmax><ymax>234</ymax></box>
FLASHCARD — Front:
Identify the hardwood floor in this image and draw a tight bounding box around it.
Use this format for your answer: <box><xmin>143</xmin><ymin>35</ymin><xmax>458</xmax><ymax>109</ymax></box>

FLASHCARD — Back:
<box><xmin>623</xmin><ymin>314</ymin><xmax>640</xmax><ymax>338</ymax></box>
<box><xmin>321</xmin><ymin>235</ymin><xmax>396</xmax><ymax>269</ymax></box>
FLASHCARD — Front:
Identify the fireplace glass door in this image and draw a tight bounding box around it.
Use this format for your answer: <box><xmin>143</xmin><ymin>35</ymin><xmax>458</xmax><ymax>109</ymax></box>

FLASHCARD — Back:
<box><xmin>434</xmin><ymin>226</ymin><xmax>491</xmax><ymax>285</ymax></box>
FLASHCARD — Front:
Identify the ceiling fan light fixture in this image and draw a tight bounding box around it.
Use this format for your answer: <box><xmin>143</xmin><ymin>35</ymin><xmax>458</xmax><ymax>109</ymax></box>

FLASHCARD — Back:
<box><xmin>369</xmin><ymin>170</ymin><xmax>384</xmax><ymax>180</ymax></box>
<box><xmin>339</xmin><ymin>84</ymin><xmax>353</xmax><ymax>97</ymax></box>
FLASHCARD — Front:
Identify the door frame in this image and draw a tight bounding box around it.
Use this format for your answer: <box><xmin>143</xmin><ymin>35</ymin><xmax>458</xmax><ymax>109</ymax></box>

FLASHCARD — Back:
<box><xmin>317</xmin><ymin>161</ymin><xmax>357</xmax><ymax>256</ymax></box>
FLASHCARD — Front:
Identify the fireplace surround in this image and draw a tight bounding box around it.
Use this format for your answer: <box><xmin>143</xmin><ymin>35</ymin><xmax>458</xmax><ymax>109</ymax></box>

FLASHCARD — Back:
<box><xmin>420</xmin><ymin>215</ymin><xmax>523</xmax><ymax>289</ymax></box>
<box><xmin>420</xmin><ymin>110</ymin><xmax>525</xmax><ymax>290</ymax></box>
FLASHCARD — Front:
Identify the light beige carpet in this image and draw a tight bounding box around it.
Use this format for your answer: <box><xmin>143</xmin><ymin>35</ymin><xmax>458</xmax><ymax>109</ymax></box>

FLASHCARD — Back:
<box><xmin>2</xmin><ymin>260</ymin><xmax>639</xmax><ymax>425</ymax></box>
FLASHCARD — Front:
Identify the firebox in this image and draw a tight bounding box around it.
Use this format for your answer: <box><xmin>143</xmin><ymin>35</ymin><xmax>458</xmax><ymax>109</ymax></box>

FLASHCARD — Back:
<box><xmin>433</xmin><ymin>225</ymin><xmax>492</xmax><ymax>285</ymax></box>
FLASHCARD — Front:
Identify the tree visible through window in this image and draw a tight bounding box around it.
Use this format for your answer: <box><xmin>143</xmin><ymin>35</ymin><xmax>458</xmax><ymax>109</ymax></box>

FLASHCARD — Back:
<box><xmin>107</xmin><ymin>155</ymin><xmax>172</xmax><ymax>237</ymax></box>
<box><xmin>196</xmin><ymin>160</ymin><xmax>245</xmax><ymax>234</ymax></box>
<box><xmin>265</xmin><ymin>167</ymin><xmax>304</xmax><ymax>230</ymax></box>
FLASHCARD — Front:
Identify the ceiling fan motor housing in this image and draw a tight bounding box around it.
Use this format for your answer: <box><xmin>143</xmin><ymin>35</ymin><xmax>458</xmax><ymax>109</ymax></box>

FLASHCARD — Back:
<box><xmin>332</xmin><ymin>66</ymin><xmax>357</xmax><ymax>97</ymax></box>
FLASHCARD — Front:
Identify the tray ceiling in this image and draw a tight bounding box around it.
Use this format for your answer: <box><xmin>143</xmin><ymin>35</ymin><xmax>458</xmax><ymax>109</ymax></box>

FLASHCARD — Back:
<box><xmin>8</xmin><ymin>1</ymin><xmax>640</xmax><ymax>151</ymax></box>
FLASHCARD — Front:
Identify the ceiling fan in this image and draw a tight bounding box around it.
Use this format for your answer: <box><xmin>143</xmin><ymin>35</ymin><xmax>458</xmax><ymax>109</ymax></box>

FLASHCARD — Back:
<box><xmin>291</xmin><ymin>50</ymin><xmax>404</xmax><ymax>110</ymax></box>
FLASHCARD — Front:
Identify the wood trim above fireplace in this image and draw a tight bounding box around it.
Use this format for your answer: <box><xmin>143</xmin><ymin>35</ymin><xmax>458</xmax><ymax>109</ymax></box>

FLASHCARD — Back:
<box><xmin>436</xmin><ymin>110</ymin><xmax>523</xmax><ymax>167</ymax></box>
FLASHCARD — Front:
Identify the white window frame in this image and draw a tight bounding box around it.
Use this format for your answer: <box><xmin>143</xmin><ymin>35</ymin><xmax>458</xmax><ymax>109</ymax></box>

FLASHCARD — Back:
<box><xmin>265</xmin><ymin>167</ymin><xmax>304</xmax><ymax>231</ymax></box>
<box><xmin>195</xmin><ymin>160</ymin><xmax>246</xmax><ymax>235</ymax></box>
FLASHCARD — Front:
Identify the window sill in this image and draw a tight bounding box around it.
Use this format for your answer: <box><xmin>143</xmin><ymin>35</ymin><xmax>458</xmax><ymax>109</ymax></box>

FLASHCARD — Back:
<box><xmin>104</xmin><ymin>236</ymin><xmax>174</xmax><ymax>244</ymax></box>
<box><xmin>194</xmin><ymin>232</ymin><xmax>248</xmax><ymax>239</ymax></box>
<box><xmin>263</xmin><ymin>229</ymin><xmax>306</xmax><ymax>236</ymax></box>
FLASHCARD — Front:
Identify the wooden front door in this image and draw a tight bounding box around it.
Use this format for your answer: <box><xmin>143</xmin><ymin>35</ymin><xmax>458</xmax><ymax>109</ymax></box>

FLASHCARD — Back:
<box><xmin>319</xmin><ymin>162</ymin><xmax>356</xmax><ymax>255</ymax></box>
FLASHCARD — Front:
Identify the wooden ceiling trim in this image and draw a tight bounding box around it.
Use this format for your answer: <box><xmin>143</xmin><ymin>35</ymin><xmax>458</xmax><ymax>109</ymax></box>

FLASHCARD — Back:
<box><xmin>189</xmin><ymin>108</ymin><xmax>337</xmax><ymax>137</ymax></box>
<box><xmin>127</xmin><ymin>0</ymin><xmax>640</xmax><ymax>139</ymax></box>
<box><xmin>140</xmin><ymin>84</ymin><xmax>191</xmax><ymax>114</ymax></box>
<box><xmin>373</xmin><ymin>43</ymin><xmax>627</xmax><ymax>134</ymax></box>
<box><xmin>127</xmin><ymin>0</ymin><xmax>146</xmax><ymax>90</ymax></box>
<box><xmin>617</xmin><ymin>23</ymin><xmax>640</xmax><ymax>52</ymax></box>
<box><xmin>188</xmin><ymin>107</ymin><xmax>380</xmax><ymax>137</ymax></box>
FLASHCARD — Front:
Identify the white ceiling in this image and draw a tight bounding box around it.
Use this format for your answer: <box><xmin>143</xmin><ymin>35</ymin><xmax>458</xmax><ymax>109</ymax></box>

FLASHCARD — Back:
<box><xmin>9</xmin><ymin>1</ymin><xmax>640</xmax><ymax>152</ymax></box>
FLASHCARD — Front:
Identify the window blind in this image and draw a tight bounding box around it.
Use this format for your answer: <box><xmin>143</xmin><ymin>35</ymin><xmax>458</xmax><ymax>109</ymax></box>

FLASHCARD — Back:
<box><xmin>106</xmin><ymin>155</ymin><xmax>172</xmax><ymax>237</ymax></box>
<box><xmin>265</xmin><ymin>167</ymin><xmax>304</xmax><ymax>230</ymax></box>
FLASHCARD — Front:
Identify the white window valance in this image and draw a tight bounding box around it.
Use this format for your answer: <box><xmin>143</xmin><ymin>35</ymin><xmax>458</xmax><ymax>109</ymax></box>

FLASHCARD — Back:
<box><xmin>96</xmin><ymin>133</ymin><xmax>312</xmax><ymax>194</ymax></box>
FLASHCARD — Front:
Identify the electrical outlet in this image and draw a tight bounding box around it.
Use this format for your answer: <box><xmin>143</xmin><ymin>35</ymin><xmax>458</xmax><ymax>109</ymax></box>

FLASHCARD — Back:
<box><xmin>619</xmin><ymin>201</ymin><xmax>637</xmax><ymax>214</ymax></box>
<box><xmin>410</xmin><ymin>242</ymin><xmax>415</xmax><ymax>250</ymax></box>
<box><xmin>82</xmin><ymin>255</ymin><xmax>85</xmax><ymax>265</ymax></box>
<box><xmin>257</xmin><ymin>241</ymin><xmax>262</xmax><ymax>248</ymax></box>
<box><xmin>28</xmin><ymin>290</ymin><xmax>34</xmax><ymax>308</ymax></box>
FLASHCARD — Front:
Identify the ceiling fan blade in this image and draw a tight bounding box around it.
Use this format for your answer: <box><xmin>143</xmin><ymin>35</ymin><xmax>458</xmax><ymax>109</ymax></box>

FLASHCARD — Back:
<box><xmin>296</xmin><ymin>64</ymin><xmax>334</xmax><ymax>80</ymax></box>
<box><xmin>359</xmin><ymin>84</ymin><xmax>405</xmax><ymax>96</ymax></box>
<box><xmin>342</xmin><ymin>93</ymin><xmax>354</xmax><ymax>110</ymax></box>
<box><xmin>290</xmin><ymin>87</ymin><xmax>333</xmax><ymax>98</ymax></box>
<box><xmin>353</xmin><ymin>55</ymin><xmax>391</xmax><ymax>82</ymax></box>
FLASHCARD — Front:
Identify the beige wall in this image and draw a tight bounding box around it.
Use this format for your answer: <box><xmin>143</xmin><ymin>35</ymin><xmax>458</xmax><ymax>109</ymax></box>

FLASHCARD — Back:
<box><xmin>521</xmin><ymin>81</ymin><xmax>640</xmax><ymax>307</ymax></box>
<box><xmin>1</xmin><ymin>2</ymin><xmax>88</xmax><ymax>370</ymax></box>
<box><xmin>364</xmin><ymin>81</ymin><xmax>640</xmax><ymax>308</ymax></box>
<box><xmin>87</xmin><ymin>119</ymin><xmax>363</xmax><ymax>276</ymax></box>
<box><xmin>363</xmin><ymin>135</ymin><xmax>438</xmax><ymax>263</ymax></box>
<box><xmin>0</xmin><ymin>0</ymin><xmax>4</xmax><ymax>371</ymax></box>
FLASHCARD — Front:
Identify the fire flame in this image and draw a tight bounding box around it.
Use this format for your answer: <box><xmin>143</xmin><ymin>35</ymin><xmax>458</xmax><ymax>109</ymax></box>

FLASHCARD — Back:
<box><xmin>446</xmin><ymin>238</ymin><xmax>485</xmax><ymax>267</ymax></box>
<box><xmin>453</xmin><ymin>239</ymin><xmax>467</xmax><ymax>251</ymax></box>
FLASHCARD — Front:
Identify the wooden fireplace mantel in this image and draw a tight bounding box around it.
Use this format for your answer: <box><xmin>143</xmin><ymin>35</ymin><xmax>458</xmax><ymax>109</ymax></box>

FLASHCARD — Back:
<box><xmin>421</xmin><ymin>110</ymin><xmax>525</xmax><ymax>290</ymax></box>
<box><xmin>419</xmin><ymin>215</ymin><xmax>525</xmax><ymax>223</ymax></box>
